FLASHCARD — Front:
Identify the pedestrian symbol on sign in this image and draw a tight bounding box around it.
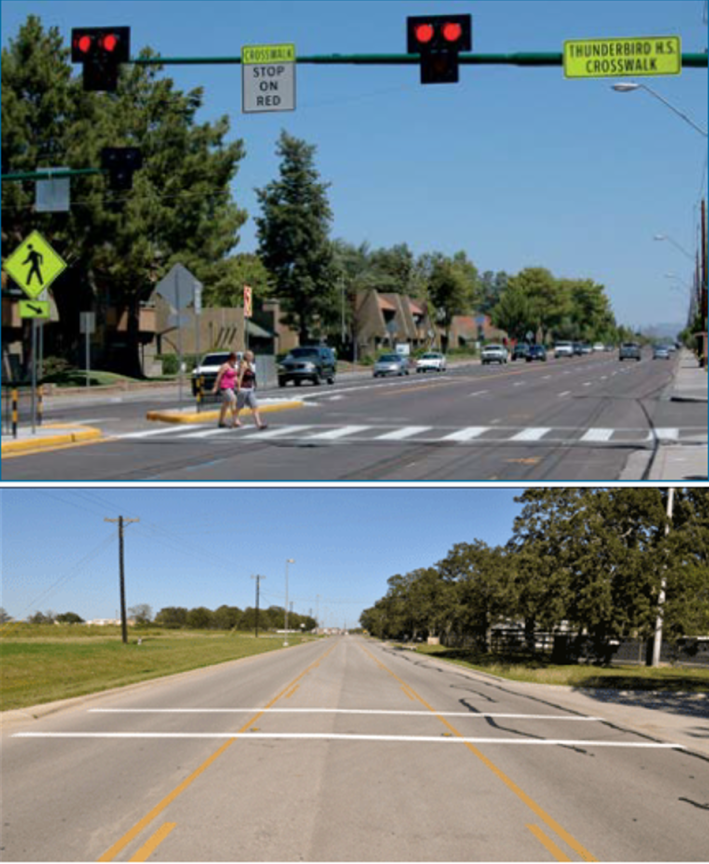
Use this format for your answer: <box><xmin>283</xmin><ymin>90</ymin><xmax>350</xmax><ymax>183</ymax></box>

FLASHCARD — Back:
<box><xmin>2</xmin><ymin>230</ymin><xmax>67</xmax><ymax>299</ymax></box>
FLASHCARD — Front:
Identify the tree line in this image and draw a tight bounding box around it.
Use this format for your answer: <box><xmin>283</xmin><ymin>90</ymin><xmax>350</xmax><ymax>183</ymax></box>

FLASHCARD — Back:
<box><xmin>360</xmin><ymin>489</ymin><xmax>709</xmax><ymax>663</ymax></box>
<box><xmin>9</xmin><ymin>605</ymin><xmax>317</xmax><ymax>633</ymax></box>
<box><xmin>2</xmin><ymin>16</ymin><xmax>637</xmax><ymax>379</ymax></box>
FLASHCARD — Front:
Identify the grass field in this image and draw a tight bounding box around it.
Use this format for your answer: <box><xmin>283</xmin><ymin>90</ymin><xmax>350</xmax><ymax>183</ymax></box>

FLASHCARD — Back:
<box><xmin>414</xmin><ymin>644</ymin><xmax>709</xmax><ymax>692</ymax></box>
<box><xmin>0</xmin><ymin>625</ymin><xmax>315</xmax><ymax>712</ymax></box>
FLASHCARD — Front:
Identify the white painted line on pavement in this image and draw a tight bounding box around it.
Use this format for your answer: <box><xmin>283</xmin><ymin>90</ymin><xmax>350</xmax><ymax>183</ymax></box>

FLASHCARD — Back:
<box><xmin>119</xmin><ymin>425</ymin><xmax>209</xmax><ymax>440</ymax></box>
<box><xmin>304</xmin><ymin>425</ymin><xmax>372</xmax><ymax>441</ymax></box>
<box><xmin>440</xmin><ymin>427</ymin><xmax>488</xmax><ymax>442</ymax></box>
<box><xmin>13</xmin><ymin>732</ymin><xmax>684</xmax><ymax>748</ymax></box>
<box><xmin>180</xmin><ymin>427</ymin><xmax>235</xmax><ymax>439</ymax></box>
<box><xmin>88</xmin><ymin>708</ymin><xmax>600</xmax><ymax>719</ymax></box>
<box><xmin>375</xmin><ymin>426</ymin><xmax>432</xmax><ymax>441</ymax></box>
<box><xmin>467</xmin><ymin>390</ymin><xmax>489</xmax><ymax>397</ymax></box>
<box><xmin>239</xmin><ymin>425</ymin><xmax>315</xmax><ymax>439</ymax></box>
<box><xmin>654</xmin><ymin>428</ymin><xmax>680</xmax><ymax>441</ymax></box>
<box><xmin>510</xmin><ymin>428</ymin><xmax>551</xmax><ymax>442</ymax></box>
<box><xmin>557</xmin><ymin>391</ymin><xmax>571</xmax><ymax>398</ymax></box>
<box><xmin>580</xmin><ymin>429</ymin><xmax>615</xmax><ymax>443</ymax></box>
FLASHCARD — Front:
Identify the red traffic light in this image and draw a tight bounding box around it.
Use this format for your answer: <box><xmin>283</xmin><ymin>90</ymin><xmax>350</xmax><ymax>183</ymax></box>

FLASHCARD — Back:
<box><xmin>101</xmin><ymin>33</ymin><xmax>119</xmax><ymax>53</ymax></box>
<box><xmin>414</xmin><ymin>23</ymin><xmax>435</xmax><ymax>46</ymax></box>
<box><xmin>407</xmin><ymin>15</ymin><xmax>472</xmax><ymax>54</ymax></box>
<box><xmin>442</xmin><ymin>22</ymin><xmax>463</xmax><ymax>43</ymax></box>
<box><xmin>71</xmin><ymin>27</ymin><xmax>130</xmax><ymax>91</ymax></box>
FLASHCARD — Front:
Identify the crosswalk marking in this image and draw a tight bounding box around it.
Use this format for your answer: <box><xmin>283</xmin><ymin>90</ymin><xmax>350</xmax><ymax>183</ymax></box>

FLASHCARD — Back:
<box><xmin>375</xmin><ymin>426</ymin><xmax>432</xmax><ymax>441</ymax></box>
<box><xmin>580</xmin><ymin>428</ymin><xmax>614</xmax><ymax>443</ymax></box>
<box><xmin>240</xmin><ymin>424</ymin><xmax>315</xmax><ymax>439</ymax></box>
<box><xmin>440</xmin><ymin>427</ymin><xmax>488</xmax><ymax>442</ymax></box>
<box><xmin>115</xmin><ymin>424</ymin><xmax>705</xmax><ymax>448</ymax></box>
<box><xmin>120</xmin><ymin>425</ymin><xmax>209</xmax><ymax>440</ymax></box>
<box><xmin>510</xmin><ymin>428</ymin><xmax>551</xmax><ymax>442</ymax></box>
<box><xmin>305</xmin><ymin>425</ymin><xmax>372</xmax><ymax>441</ymax></box>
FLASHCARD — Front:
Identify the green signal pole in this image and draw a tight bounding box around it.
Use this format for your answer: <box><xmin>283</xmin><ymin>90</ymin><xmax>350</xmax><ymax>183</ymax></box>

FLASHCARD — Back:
<box><xmin>129</xmin><ymin>51</ymin><xmax>707</xmax><ymax>68</ymax></box>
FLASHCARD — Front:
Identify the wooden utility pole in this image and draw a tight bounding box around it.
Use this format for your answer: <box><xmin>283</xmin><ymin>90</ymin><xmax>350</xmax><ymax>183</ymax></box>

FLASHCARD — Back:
<box><xmin>251</xmin><ymin>574</ymin><xmax>265</xmax><ymax>638</ymax></box>
<box><xmin>105</xmin><ymin>516</ymin><xmax>140</xmax><ymax>644</ymax></box>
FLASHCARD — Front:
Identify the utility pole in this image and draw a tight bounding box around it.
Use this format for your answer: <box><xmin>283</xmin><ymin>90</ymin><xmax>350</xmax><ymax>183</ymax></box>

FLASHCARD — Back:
<box><xmin>251</xmin><ymin>574</ymin><xmax>265</xmax><ymax>638</ymax></box>
<box><xmin>105</xmin><ymin>516</ymin><xmax>139</xmax><ymax>644</ymax></box>
<box><xmin>651</xmin><ymin>488</ymin><xmax>675</xmax><ymax>667</ymax></box>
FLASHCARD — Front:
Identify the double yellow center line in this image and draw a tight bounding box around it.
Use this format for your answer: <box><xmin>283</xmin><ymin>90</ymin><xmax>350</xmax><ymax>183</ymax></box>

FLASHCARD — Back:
<box><xmin>359</xmin><ymin>644</ymin><xmax>597</xmax><ymax>863</ymax></box>
<box><xmin>98</xmin><ymin>642</ymin><xmax>336</xmax><ymax>862</ymax></box>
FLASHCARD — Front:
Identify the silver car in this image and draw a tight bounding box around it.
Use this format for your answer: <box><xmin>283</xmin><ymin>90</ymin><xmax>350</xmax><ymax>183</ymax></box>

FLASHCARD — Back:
<box><xmin>373</xmin><ymin>353</ymin><xmax>410</xmax><ymax>377</ymax></box>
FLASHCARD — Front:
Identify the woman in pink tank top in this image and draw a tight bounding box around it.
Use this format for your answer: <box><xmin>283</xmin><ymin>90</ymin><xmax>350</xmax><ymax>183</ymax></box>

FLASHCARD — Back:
<box><xmin>212</xmin><ymin>353</ymin><xmax>241</xmax><ymax>429</ymax></box>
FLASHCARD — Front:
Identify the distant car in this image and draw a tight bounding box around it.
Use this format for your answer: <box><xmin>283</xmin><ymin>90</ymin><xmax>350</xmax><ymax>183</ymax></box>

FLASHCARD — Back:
<box><xmin>416</xmin><ymin>352</ymin><xmax>447</xmax><ymax>373</ymax></box>
<box><xmin>481</xmin><ymin>344</ymin><xmax>508</xmax><ymax>365</ymax></box>
<box><xmin>526</xmin><ymin>344</ymin><xmax>547</xmax><ymax>362</ymax></box>
<box><xmin>511</xmin><ymin>343</ymin><xmax>529</xmax><ymax>361</ymax></box>
<box><xmin>554</xmin><ymin>341</ymin><xmax>574</xmax><ymax>358</ymax></box>
<box><xmin>580</xmin><ymin>344</ymin><xmax>593</xmax><ymax>355</ymax></box>
<box><xmin>593</xmin><ymin>342</ymin><xmax>605</xmax><ymax>352</ymax></box>
<box><xmin>278</xmin><ymin>345</ymin><xmax>337</xmax><ymax>386</ymax></box>
<box><xmin>653</xmin><ymin>345</ymin><xmax>671</xmax><ymax>360</ymax></box>
<box><xmin>191</xmin><ymin>351</ymin><xmax>235</xmax><ymax>396</ymax></box>
<box><xmin>619</xmin><ymin>342</ymin><xmax>642</xmax><ymax>361</ymax></box>
<box><xmin>373</xmin><ymin>353</ymin><xmax>410</xmax><ymax>377</ymax></box>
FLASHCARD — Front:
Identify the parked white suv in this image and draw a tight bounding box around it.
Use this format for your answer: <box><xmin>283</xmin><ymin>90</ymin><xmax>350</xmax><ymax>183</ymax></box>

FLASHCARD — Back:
<box><xmin>554</xmin><ymin>341</ymin><xmax>574</xmax><ymax>358</ymax></box>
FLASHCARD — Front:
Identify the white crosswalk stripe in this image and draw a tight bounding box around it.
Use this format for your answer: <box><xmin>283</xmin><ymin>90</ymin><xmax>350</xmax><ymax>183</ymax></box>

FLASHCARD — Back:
<box><xmin>510</xmin><ymin>427</ymin><xmax>552</xmax><ymax>442</ymax></box>
<box><xmin>240</xmin><ymin>424</ymin><xmax>315</xmax><ymax>439</ymax></box>
<box><xmin>120</xmin><ymin>424</ymin><xmax>210</xmax><ymax>439</ymax></box>
<box><xmin>375</xmin><ymin>426</ymin><xmax>432</xmax><ymax>441</ymax></box>
<box><xmin>304</xmin><ymin>425</ymin><xmax>372</xmax><ymax>441</ymax></box>
<box><xmin>440</xmin><ymin>427</ymin><xmax>488</xmax><ymax>442</ymax></box>
<box><xmin>580</xmin><ymin>428</ymin><xmax>614</xmax><ymax>443</ymax></box>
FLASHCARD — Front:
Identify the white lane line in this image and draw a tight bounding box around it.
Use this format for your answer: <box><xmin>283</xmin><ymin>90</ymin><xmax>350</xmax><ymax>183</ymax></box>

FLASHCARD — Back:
<box><xmin>88</xmin><ymin>708</ymin><xmax>600</xmax><ymax>719</ymax></box>
<box><xmin>440</xmin><ymin>427</ymin><xmax>489</xmax><ymax>442</ymax></box>
<box><xmin>580</xmin><ymin>429</ymin><xmax>615</xmax><ymax>443</ymax></box>
<box><xmin>557</xmin><ymin>391</ymin><xmax>571</xmax><ymax>398</ymax></box>
<box><xmin>239</xmin><ymin>424</ymin><xmax>315</xmax><ymax>439</ymax></box>
<box><xmin>304</xmin><ymin>425</ymin><xmax>372</xmax><ymax>441</ymax></box>
<box><xmin>13</xmin><ymin>732</ymin><xmax>683</xmax><ymax>748</ymax></box>
<box><xmin>510</xmin><ymin>427</ymin><xmax>551</xmax><ymax>442</ymax></box>
<box><xmin>375</xmin><ymin>426</ymin><xmax>432</xmax><ymax>441</ymax></box>
<box><xmin>119</xmin><ymin>425</ymin><xmax>209</xmax><ymax>440</ymax></box>
<box><xmin>468</xmin><ymin>390</ymin><xmax>489</xmax><ymax>397</ymax></box>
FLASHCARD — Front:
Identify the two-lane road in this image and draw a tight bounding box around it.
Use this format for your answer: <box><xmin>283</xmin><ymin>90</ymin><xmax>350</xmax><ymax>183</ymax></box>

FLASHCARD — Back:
<box><xmin>3</xmin><ymin>636</ymin><xmax>708</xmax><ymax>861</ymax></box>
<box><xmin>3</xmin><ymin>353</ymin><xmax>704</xmax><ymax>480</ymax></box>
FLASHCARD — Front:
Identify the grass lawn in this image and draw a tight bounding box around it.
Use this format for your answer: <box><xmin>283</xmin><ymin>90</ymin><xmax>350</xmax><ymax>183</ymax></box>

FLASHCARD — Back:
<box><xmin>414</xmin><ymin>644</ymin><xmax>709</xmax><ymax>692</ymax></box>
<box><xmin>0</xmin><ymin>625</ymin><xmax>315</xmax><ymax>711</ymax></box>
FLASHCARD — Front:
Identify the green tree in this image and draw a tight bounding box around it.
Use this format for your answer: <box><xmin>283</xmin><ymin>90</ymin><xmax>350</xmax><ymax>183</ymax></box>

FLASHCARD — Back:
<box><xmin>423</xmin><ymin>252</ymin><xmax>479</xmax><ymax>350</ymax></box>
<box><xmin>0</xmin><ymin>608</ymin><xmax>13</xmax><ymax>624</ymax></box>
<box><xmin>128</xmin><ymin>604</ymin><xmax>153</xmax><ymax>625</ymax></box>
<box><xmin>255</xmin><ymin>131</ymin><xmax>339</xmax><ymax>342</ymax></box>
<box><xmin>2</xmin><ymin>17</ymin><xmax>248</xmax><ymax>377</ymax></box>
<box><xmin>186</xmin><ymin>607</ymin><xmax>214</xmax><ymax>629</ymax></box>
<box><xmin>154</xmin><ymin>606</ymin><xmax>188</xmax><ymax>628</ymax></box>
<box><xmin>55</xmin><ymin>612</ymin><xmax>84</xmax><ymax>624</ymax></box>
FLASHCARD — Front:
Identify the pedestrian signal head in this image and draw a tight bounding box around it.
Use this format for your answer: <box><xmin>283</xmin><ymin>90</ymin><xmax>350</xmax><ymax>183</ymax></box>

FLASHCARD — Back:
<box><xmin>71</xmin><ymin>27</ymin><xmax>130</xmax><ymax>92</ymax></box>
<box><xmin>406</xmin><ymin>15</ymin><xmax>472</xmax><ymax>84</ymax></box>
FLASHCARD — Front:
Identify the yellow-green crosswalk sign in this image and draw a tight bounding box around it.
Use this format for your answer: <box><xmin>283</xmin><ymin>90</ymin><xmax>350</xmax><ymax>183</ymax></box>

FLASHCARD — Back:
<box><xmin>3</xmin><ymin>230</ymin><xmax>67</xmax><ymax>299</ymax></box>
<box><xmin>19</xmin><ymin>300</ymin><xmax>51</xmax><ymax>319</ymax></box>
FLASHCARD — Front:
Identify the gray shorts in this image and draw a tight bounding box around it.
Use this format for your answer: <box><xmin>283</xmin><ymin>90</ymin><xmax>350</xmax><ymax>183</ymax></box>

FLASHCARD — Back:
<box><xmin>237</xmin><ymin>388</ymin><xmax>258</xmax><ymax>410</ymax></box>
<box><xmin>220</xmin><ymin>388</ymin><xmax>236</xmax><ymax>405</ymax></box>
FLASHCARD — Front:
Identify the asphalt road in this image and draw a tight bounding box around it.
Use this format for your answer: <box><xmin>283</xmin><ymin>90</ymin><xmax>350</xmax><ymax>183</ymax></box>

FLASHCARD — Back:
<box><xmin>3</xmin><ymin>353</ymin><xmax>705</xmax><ymax>481</ymax></box>
<box><xmin>3</xmin><ymin>635</ymin><xmax>708</xmax><ymax>861</ymax></box>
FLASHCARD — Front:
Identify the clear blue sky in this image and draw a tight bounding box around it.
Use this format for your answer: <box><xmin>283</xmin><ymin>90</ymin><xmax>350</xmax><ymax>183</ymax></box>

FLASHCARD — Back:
<box><xmin>0</xmin><ymin>487</ymin><xmax>527</xmax><ymax>627</ymax></box>
<box><xmin>2</xmin><ymin>1</ymin><xmax>707</xmax><ymax>331</ymax></box>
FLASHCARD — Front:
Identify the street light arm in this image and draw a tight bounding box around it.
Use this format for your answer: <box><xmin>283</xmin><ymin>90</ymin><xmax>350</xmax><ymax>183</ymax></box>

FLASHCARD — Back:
<box><xmin>640</xmin><ymin>84</ymin><xmax>708</xmax><ymax>138</ymax></box>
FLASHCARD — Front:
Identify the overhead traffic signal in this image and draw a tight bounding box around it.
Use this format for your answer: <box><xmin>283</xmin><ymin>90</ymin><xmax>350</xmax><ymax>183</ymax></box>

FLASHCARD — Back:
<box><xmin>71</xmin><ymin>27</ymin><xmax>130</xmax><ymax>91</ymax></box>
<box><xmin>407</xmin><ymin>15</ymin><xmax>472</xmax><ymax>84</ymax></box>
<box><xmin>101</xmin><ymin>147</ymin><xmax>142</xmax><ymax>191</ymax></box>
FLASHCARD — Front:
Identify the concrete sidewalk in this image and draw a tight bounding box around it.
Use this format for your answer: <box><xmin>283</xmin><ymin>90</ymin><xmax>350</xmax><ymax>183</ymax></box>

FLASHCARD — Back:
<box><xmin>648</xmin><ymin>349</ymin><xmax>708</xmax><ymax>481</ymax></box>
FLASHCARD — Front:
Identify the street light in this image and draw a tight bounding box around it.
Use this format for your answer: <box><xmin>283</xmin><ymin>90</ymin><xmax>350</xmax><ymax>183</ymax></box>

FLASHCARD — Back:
<box><xmin>284</xmin><ymin>558</ymin><xmax>294</xmax><ymax>646</ymax></box>
<box><xmin>611</xmin><ymin>82</ymin><xmax>708</xmax><ymax>138</ymax></box>
<box><xmin>654</xmin><ymin>234</ymin><xmax>695</xmax><ymax>261</ymax></box>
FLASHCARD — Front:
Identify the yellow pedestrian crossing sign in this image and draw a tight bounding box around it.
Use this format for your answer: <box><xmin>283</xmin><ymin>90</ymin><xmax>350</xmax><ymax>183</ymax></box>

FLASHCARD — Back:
<box><xmin>3</xmin><ymin>230</ymin><xmax>67</xmax><ymax>299</ymax></box>
<box><xmin>19</xmin><ymin>300</ymin><xmax>51</xmax><ymax>319</ymax></box>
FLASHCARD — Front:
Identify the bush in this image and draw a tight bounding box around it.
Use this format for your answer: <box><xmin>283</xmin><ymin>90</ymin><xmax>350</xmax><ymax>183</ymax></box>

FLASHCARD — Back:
<box><xmin>41</xmin><ymin>356</ymin><xmax>78</xmax><ymax>384</ymax></box>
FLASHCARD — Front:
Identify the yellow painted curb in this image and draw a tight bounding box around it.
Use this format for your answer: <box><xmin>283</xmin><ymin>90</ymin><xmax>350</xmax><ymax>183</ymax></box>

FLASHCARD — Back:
<box><xmin>1</xmin><ymin>425</ymin><xmax>102</xmax><ymax>455</ymax></box>
<box><xmin>146</xmin><ymin>400</ymin><xmax>305</xmax><ymax>425</ymax></box>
